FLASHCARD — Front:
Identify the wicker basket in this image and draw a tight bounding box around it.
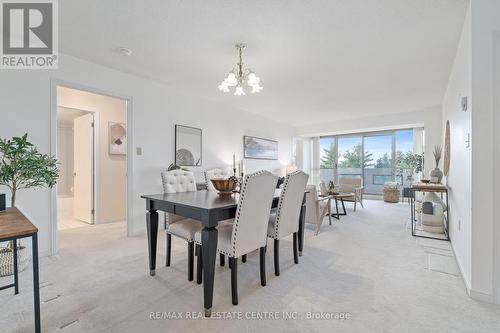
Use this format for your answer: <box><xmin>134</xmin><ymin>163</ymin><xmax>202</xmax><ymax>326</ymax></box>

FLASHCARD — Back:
<box><xmin>0</xmin><ymin>245</ymin><xmax>30</xmax><ymax>277</ymax></box>
<box><xmin>383</xmin><ymin>183</ymin><xmax>400</xmax><ymax>203</ymax></box>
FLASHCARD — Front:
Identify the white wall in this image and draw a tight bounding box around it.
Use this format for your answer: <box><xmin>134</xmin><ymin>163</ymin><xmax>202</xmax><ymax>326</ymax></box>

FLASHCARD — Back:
<box><xmin>295</xmin><ymin>106</ymin><xmax>442</xmax><ymax>176</ymax></box>
<box><xmin>494</xmin><ymin>31</ymin><xmax>500</xmax><ymax>305</ymax></box>
<box><xmin>443</xmin><ymin>0</ymin><xmax>500</xmax><ymax>304</ymax></box>
<box><xmin>58</xmin><ymin>87</ymin><xmax>128</xmax><ymax>224</ymax></box>
<box><xmin>0</xmin><ymin>53</ymin><xmax>293</xmax><ymax>256</ymax></box>
<box><xmin>442</xmin><ymin>5</ymin><xmax>472</xmax><ymax>294</ymax></box>
<box><xmin>469</xmin><ymin>0</ymin><xmax>500</xmax><ymax>303</ymax></box>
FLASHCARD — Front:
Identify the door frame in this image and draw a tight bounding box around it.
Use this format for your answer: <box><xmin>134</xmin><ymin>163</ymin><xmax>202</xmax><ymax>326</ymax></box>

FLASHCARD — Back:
<box><xmin>50</xmin><ymin>79</ymin><xmax>134</xmax><ymax>255</ymax></box>
<box><xmin>58</xmin><ymin>106</ymin><xmax>97</xmax><ymax>225</ymax></box>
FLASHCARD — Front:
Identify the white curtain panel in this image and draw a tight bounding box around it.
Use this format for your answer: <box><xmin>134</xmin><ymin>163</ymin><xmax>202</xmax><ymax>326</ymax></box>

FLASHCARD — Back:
<box><xmin>413</xmin><ymin>127</ymin><xmax>425</xmax><ymax>182</ymax></box>
<box><xmin>311</xmin><ymin>137</ymin><xmax>321</xmax><ymax>185</ymax></box>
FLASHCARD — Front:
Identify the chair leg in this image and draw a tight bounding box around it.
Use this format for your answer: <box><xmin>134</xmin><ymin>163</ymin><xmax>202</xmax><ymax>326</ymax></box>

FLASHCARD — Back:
<box><xmin>242</xmin><ymin>254</ymin><xmax>247</xmax><ymax>263</ymax></box>
<box><xmin>354</xmin><ymin>199</ymin><xmax>357</xmax><ymax>212</ymax></box>
<box><xmin>293</xmin><ymin>232</ymin><xmax>299</xmax><ymax>264</ymax></box>
<box><xmin>188</xmin><ymin>241</ymin><xmax>194</xmax><ymax>281</ymax></box>
<box><xmin>260</xmin><ymin>247</ymin><xmax>266</xmax><ymax>286</ymax></box>
<box><xmin>230</xmin><ymin>257</ymin><xmax>238</xmax><ymax>305</ymax></box>
<box><xmin>328</xmin><ymin>200</ymin><xmax>332</xmax><ymax>226</ymax></box>
<box><xmin>274</xmin><ymin>239</ymin><xmax>280</xmax><ymax>276</ymax></box>
<box><xmin>166</xmin><ymin>233</ymin><xmax>171</xmax><ymax>267</ymax></box>
<box><xmin>196</xmin><ymin>244</ymin><xmax>202</xmax><ymax>284</ymax></box>
<box><xmin>220</xmin><ymin>253</ymin><xmax>225</xmax><ymax>267</ymax></box>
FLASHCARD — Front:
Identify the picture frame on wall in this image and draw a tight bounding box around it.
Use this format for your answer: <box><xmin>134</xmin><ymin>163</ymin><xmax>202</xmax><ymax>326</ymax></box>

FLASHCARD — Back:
<box><xmin>175</xmin><ymin>125</ymin><xmax>202</xmax><ymax>166</ymax></box>
<box><xmin>243</xmin><ymin>135</ymin><xmax>278</xmax><ymax>160</ymax></box>
<box><xmin>109</xmin><ymin>122</ymin><xmax>127</xmax><ymax>155</ymax></box>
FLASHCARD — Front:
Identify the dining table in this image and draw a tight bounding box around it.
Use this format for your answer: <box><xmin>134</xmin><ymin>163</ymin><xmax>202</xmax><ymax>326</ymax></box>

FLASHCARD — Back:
<box><xmin>141</xmin><ymin>189</ymin><xmax>307</xmax><ymax>317</ymax></box>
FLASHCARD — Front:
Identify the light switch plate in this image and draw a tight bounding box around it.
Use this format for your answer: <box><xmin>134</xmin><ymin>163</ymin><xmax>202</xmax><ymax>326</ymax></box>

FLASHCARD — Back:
<box><xmin>136</xmin><ymin>147</ymin><xmax>142</xmax><ymax>155</ymax></box>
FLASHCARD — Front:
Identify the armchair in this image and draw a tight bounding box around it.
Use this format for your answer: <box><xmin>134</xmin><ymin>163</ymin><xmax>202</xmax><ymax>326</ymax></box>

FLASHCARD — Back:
<box><xmin>336</xmin><ymin>178</ymin><xmax>364</xmax><ymax>211</ymax></box>
<box><xmin>304</xmin><ymin>185</ymin><xmax>332</xmax><ymax>235</ymax></box>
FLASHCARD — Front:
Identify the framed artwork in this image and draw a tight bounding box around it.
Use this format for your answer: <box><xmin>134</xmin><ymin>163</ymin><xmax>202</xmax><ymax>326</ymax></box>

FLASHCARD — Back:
<box><xmin>175</xmin><ymin>125</ymin><xmax>202</xmax><ymax>166</ymax></box>
<box><xmin>109</xmin><ymin>122</ymin><xmax>127</xmax><ymax>155</ymax></box>
<box><xmin>243</xmin><ymin>136</ymin><xmax>278</xmax><ymax>160</ymax></box>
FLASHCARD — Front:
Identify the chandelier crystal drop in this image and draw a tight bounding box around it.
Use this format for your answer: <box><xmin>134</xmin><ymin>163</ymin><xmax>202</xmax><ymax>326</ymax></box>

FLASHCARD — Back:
<box><xmin>218</xmin><ymin>43</ymin><xmax>263</xmax><ymax>96</ymax></box>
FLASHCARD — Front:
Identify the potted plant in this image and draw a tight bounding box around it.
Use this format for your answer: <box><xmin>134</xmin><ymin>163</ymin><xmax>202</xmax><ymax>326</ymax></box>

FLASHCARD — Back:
<box><xmin>430</xmin><ymin>145</ymin><xmax>443</xmax><ymax>183</ymax></box>
<box><xmin>0</xmin><ymin>134</ymin><xmax>58</xmax><ymax>276</ymax></box>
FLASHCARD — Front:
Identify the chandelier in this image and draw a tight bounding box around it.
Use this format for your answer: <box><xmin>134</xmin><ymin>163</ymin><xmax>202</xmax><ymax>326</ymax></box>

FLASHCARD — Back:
<box><xmin>218</xmin><ymin>43</ymin><xmax>262</xmax><ymax>96</ymax></box>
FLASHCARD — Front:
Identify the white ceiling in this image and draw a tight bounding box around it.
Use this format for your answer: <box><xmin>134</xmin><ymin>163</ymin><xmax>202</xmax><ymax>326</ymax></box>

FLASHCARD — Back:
<box><xmin>59</xmin><ymin>0</ymin><xmax>468</xmax><ymax>127</ymax></box>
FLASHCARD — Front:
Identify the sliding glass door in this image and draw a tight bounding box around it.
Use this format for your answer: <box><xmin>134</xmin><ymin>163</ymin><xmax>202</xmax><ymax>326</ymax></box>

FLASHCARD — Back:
<box><xmin>319</xmin><ymin>129</ymin><xmax>415</xmax><ymax>195</ymax></box>
<box><xmin>319</xmin><ymin>137</ymin><xmax>335</xmax><ymax>184</ymax></box>
<box><xmin>363</xmin><ymin>133</ymin><xmax>393</xmax><ymax>194</ymax></box>
<box><xmin>337</xmin><ymin>136</ymin><xmax>362</xmax><ymax>181</ymax></box>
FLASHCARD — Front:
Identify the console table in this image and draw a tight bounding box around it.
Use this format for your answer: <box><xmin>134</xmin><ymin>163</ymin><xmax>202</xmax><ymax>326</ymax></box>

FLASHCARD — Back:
<box><xmin>0</xmin><ymin>207</ymin><xmax>41</xmax><ymax>333</ymax></box>
<box><xmin>410</xmin><ymin>182</ymin><xmax>449</xmax><ymax>241</ymax></box>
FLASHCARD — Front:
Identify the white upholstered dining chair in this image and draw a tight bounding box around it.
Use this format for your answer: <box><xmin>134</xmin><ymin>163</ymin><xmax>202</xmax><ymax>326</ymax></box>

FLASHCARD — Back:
<box><xmin>195</xmin><ymin>170</ymin><xmax>278</xmax><ymax>305</ymax></box>
<box><xmin>161</xmin><ymin>170</ymin><xmax>201</xmax><ymax>281</ymax></box>
<box><xmin>267</xmin><ymin>171</ymin><xmax>309</xmax><ymax>276</ymax></box>
<box><xmin>304</xmin><ymin>185</ymin><xmax>332</xmax><ymax>235</ymax></box>
<box><xmin>204</xmin><ymin>167</ymin><xmax>232</xmax><ymax>190</ymax></box>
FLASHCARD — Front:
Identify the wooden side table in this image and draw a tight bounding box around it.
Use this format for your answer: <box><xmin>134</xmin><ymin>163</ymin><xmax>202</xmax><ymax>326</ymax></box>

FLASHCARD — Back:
<box><xmin>330</xmin><ymin>192</ymin><xmax>355</xmax><ymax>219</ymax></box>
<box><xmin>0</xmin><ymin>207</ymin><xmax>41</xmax><ymax>333</ymax></box>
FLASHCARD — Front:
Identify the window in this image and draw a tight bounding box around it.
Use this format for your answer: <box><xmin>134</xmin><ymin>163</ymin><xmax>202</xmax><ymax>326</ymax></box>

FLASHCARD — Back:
<box><xmin>319</xmin><ymin>129</ymin><xmax>416</xmax><ymax>195</ymax></box>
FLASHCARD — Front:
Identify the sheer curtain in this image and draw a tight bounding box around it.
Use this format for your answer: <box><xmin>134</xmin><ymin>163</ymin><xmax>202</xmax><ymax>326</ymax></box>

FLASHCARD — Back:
<box><xmin>413</xmin><ymin>127</ymin><xmax>424</xmax><ymax>180</ymax></box>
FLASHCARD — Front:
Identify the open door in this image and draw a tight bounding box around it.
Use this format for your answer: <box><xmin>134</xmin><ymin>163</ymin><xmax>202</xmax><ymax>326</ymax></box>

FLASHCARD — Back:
<box><xmin>73</xmin><ymin>113</ymin><xmax>94</xmax><ymax>224</ymax></box>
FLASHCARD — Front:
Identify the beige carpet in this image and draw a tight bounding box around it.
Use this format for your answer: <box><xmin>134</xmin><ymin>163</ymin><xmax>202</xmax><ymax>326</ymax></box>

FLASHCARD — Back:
<box><xmin>1</xmin><ymin>200</ymin><xmax>500</xmax><ymax>332</ymax></box>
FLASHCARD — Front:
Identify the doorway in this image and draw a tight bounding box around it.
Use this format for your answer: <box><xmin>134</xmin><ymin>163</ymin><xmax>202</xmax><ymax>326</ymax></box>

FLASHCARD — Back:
<box><xmin>57</xmin><ymin>107</ymin><xmax>95</xmax><ymax>229</ymax></box>
<box><xmin>55</xmin><ymin>86</ymin><xmax>128</xmax><ymax>237</ymax></box>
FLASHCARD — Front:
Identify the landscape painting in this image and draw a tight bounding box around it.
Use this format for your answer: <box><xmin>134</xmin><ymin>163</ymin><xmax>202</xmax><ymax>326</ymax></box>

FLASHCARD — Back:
<box><xmin>243</xmin><ymin>136</ymin><xmax>278</xmax><ymax>160</ymax></box>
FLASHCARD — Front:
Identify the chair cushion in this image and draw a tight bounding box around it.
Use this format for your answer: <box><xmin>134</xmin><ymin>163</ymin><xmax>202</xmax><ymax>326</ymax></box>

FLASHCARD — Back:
<box><xmin>194</xmin><ymin>221</ymin><xmax>235</xmax><ymax>256</ymax></box>
<box><xmin>167</xmin><ymin>219</ymin><xmax>202</xmax><ymax>241</ymax></box>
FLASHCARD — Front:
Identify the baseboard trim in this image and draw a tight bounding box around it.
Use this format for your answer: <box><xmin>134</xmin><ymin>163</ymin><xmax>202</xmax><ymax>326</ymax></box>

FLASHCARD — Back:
<box><xmin>450</xmin><ymin>240</ymin><xmax>471</xmax><ymax>292</ymax></box>
<box><xmin>470</xmin><ymin>289</ymin><xmax>494</xmax><ymax>303</ymax></box>
<box><xmin>450</xmin><ymin>240</ymin><xmax>495</xmax><ymax>303</ymax></box>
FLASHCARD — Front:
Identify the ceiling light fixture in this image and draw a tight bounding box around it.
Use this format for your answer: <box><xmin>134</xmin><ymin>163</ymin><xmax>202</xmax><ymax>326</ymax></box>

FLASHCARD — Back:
<box><xmin>218</xmin><ymin>43</ymin><xmax>262</xmax><ymax>96</ymax></box>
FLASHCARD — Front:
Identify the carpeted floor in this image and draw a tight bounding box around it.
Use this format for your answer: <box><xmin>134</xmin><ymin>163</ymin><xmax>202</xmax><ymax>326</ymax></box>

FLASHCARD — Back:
<box><xmin>1</xmin><ymin>200</ymin><xmax>500</xmax><ymax>332</ymax></box>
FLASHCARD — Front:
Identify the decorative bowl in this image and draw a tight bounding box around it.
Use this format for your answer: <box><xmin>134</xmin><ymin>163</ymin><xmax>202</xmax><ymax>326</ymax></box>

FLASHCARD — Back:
<box><xmin>421</xmin><ymin>179</ymin><xmax>430</xmax><ymax>183</ymax></box>
<box><xmin>211</xmin><ymin>178</ymin><xmax>238</xmax><ymax>196</ymax></box>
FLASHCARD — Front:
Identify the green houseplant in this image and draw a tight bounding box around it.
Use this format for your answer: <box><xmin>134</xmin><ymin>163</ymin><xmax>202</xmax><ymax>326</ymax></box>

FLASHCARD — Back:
<box><xmin>0</xmin><ymin>133</ymin><xmax>58</xmax><ymax>207</ymax></box>
<box><xmin>0</xmin><ymin>134</ymin><xmax>58</xmax><ymax>276</ymax></box>
<box><xmin>395</xmin><ymin>151</ymin><xmax>424</xmax><ymax>182</ymax></box>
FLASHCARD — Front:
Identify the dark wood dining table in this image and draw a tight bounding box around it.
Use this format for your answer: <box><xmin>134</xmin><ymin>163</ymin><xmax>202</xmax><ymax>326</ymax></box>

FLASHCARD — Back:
<box><xmin>141</xmin><ymin>189</ymin><xmax>307</xmax><ymax>317</ymax></box>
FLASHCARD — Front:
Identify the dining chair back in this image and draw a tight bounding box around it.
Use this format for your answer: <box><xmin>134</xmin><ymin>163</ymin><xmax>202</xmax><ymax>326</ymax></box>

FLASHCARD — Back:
<box><xmin>204</xmin><ymin>168</ymin><xmax>232</xmax><ymax>190</ymax></box>
<box><xmin>160</xmin><ymin>169</ymin><xmax>199</xmax><ymax>281</ymax></box>
<box><xmin>161</xmin><ymin>170</ymin><xmax>197</xmax><ymax>193</ymax></box>
<box><xmin>231</xmin><ymin>170</ymin><xmax>278</xmax><ymax>257</ymax></box>
<box><xmin>272</xmin><ymin>171</ymin><xmax>310</xmax><ymax>239</ymax></box>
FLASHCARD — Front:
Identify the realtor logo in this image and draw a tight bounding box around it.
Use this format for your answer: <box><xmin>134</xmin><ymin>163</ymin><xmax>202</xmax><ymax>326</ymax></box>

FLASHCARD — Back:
<box><xmin>1</xmin><ymin>0</ymin><xmax>58</xmax><ymax>69</ymax></box>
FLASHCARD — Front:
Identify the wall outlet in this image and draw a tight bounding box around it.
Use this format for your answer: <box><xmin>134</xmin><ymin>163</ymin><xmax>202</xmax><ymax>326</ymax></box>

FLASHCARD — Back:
<box><xmin>465</xmin><ymin>133</ymin><xmax>471</xmax><ymax>148</ymax></box>
<box><xmin>136</xmin><ymin>147</ymin><xmax>142</xmax><ymax>156</ymax></box>
<box><xmin>461</xmin><ymin>96</ymin><xmax>468</xmax><ymax>112</ymax></box>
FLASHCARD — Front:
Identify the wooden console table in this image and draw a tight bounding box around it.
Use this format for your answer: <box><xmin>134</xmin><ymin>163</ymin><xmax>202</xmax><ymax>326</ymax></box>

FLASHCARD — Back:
<box><xmin>0</xmin><ymin>207</ymin><xmax>41</xmax><ymax>333</ymax></box>
<box><xmin>410</xmin><ymin>182</ymin><xmax>449</xmax><ymax>241</ymax></box>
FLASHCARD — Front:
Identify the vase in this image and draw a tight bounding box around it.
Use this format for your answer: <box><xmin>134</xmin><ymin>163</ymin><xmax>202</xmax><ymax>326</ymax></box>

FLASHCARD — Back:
<box><xmin>430</xmin><ymin>167</ymin><xmax>443</xmax><ymax>183</ymax></box>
